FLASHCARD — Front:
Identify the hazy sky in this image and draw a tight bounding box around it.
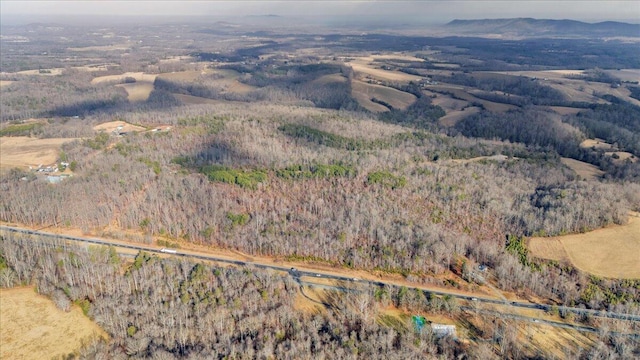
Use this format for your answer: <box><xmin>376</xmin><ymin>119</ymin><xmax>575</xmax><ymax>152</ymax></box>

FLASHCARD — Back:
<box><xmin>1</xmin><ymin>1</ymin><xmax>639</xmax><ymax>24</ymax></box>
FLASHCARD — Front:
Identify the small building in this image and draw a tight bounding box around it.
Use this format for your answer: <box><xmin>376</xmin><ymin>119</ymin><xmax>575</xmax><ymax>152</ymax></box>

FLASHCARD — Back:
<box><xmin>431</xmin><ymin>324</ymin><xmax>457</xmax><ymax>338</ymax></box>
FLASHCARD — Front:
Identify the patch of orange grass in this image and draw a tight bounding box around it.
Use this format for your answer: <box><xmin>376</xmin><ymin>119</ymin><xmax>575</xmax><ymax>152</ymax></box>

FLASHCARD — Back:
<box><xmin>560</xmin><ymin>157</ymin><xmax>604</xmax><ymax>180</ymax></box>
<box><xmin>530</xmin><ymin>212</ymin><xmax>640</xmax><ymax>279</ymax></box>
<box><xmin>0</xmin><ymin>287</ymin><xmax>107</xmax><ymax>359</ymax></box>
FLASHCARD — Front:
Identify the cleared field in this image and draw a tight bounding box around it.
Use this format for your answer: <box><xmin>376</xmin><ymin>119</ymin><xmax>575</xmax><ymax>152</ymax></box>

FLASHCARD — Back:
<box><xmin>14</xmin><ymin>68</ymin><xmax>63</xmax><ymax>76</ymax></box>
<box><xmin>430</xmin><ymin>85</ymin><xmax>517</xmax><ymax>112</ymax></box>
<box><xmin>491</xmin><ymin>69</ymin><xmax>640</xmax><ymax>105</ymax></box>
<box><xmin>580</xmin><ymin>138</ymin><xmax>614</xmax><ymax>150</ymax></box>
<box><xmin>352</xmin><ymin>80</ymin><xmax>416</xmax><ymax>112</ymax></box>
<box><xmin>311</xmin><ymin>73</ymin><xmax>347</xmax><ymax>86</ymax></box>
<box><xmin>93</xmin><ymin>120</ymin><xmax>146</xmax><ymax>133</ymax></box>
<box><xmin>528</xmin><ymin>237</ymin><xmax>569</xmax><ymax>262</ymax></box>
<box><xmin>0</xmin><ymin>80</ymin><xmax>15</xmax><ymax>87</ymax></box>
<box><xmin>370</xmin><ymin>54</ymin><xmax>426</xmax><ymax>62</ymax></box>
<box><xmin>91</xmin><ymin>72</ymin><xmax>157</xmax><ymax>85</ymax></box>
<box><xmin>531</xmin><ymin>213</ymin><xmax>640</xmax><ymax>279</ymax></box>
<box><xmin>439</xmin><ymin>106</ymin><xmax>481</xmax><ymax>127</ymax></box>
<box><xmin>431</xmin><ymin>95</ymin><xmax>469</xmax><ymax>111</ymax></box>
<box><xmin>174</xmin><ymin>93</ymin><xmax>225</xmax><ymax>105</ymax></box>
<box><xmin>347</xmin><ymin>61</ymin><xmax>422</xmax><ymax>82</ymax></box>
<box><xmin>605</xmin><ymin>151</ymin><xmax>637</xmax><ymax>163</ymax></box>
<box><xmin>604</xmin><ymin>68</ymin><xmax>640</xmax><ymax>83</ymax></box>
<box><xmin>115</xmin><ymin>82</ymin><xmax>154</xmax><ymax>102</ymax></box>
<box><xmin>156</xmin><ymin>70</ymin><xmax>203</xmax><ymax>82</ymax></box>
<box><xmin>68</xmin><ymin>44</ymin><xmax>130</xmax><ymax>52</ymax></box>
<box><xmin>560</xmin><ymin>157</ymin><xmax>604</xmax><ymax>180</ymax></box>
<box><xmin>0</xmin><ymin>136</ymin><xmax>76</xmax><ymax>170</ymax></box>
<box><xmin>548</xmin><ymin>106</ymin><xmax>583</xmax><ymax>115</ymax></box>
<box><xmin>0</xmin><ymin>287</ymin><xmax>107</xmax><ymax>360</ymax></box>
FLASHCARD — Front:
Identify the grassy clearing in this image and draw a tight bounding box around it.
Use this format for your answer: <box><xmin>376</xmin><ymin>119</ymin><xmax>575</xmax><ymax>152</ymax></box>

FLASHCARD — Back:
<box><xmin>439</xmin><ymin>106</ymin><xmax>481</xmax><ymax>127</ymax></box>
<box><xmin>549</xmin><ymin>106</ymin><xmax>583</xmax><ymax>115</ymax></box>
<box><xmin>93</xmin><ymin>120</ymin><xmax>146</xmax><ymax>133</ymax></box>
<box><xmin>530</xmin><ymin>212</ymin><xmax>640</xmax><ymax>279</ymax></box>
<box><xmin>310</xmin><ymin>73</ymin><xmax>347</xmax><ymax>86</ymax></box>
<box><xmin>580</xmin><ymin>138</ymin><xmax>615</xmax><ymax>150</ymax></box>
<box><xmin>429</xmin><ymin>85</ymin><xmax>517</xmax><ymax>112</ymax></box>
<box><xmin>90</xmin><ymin>72</ymin><xmax>157</xmax><ymax>85</ymax></box>
<box><xmin>527</xmin><ymin>237</ymin><xmax>569</xmax><ymax>262</ymax></box>
<box><xmin>0</xmin><ymin>287</ymin><xmax>107</xmax><ymax>360</ymax></box>
<box><xmin>155</xmin><ymin>70</ymin><xmax>203</xmax><ymax>82</ymax></box>
<box><xmin>560</xmin><ymin>157</ymin><xmax>604</xmax><ymax>180</ymax></box>
<box><xmin>347</xmin><ymin>61</ymin><xmax>422</xmax><ymax>82</ymax></box>
<box><xmin>0</xmin><ymin>136</ymin><xmax>76</xmax><ymax>170</ymax></box>
<box><xmin>351</xmin><ymin>80</ymin><xmax>417</xmax><ymax>111</ymax></box>
<box><xmin>115</xmin><ymin>82</ymin><xmax>155</xmax><ymax>102</ymax></box>
<box><xmin>0</xmin><ymin>80</ymin><xmax>15</xmax><ymax>87</ymax></box>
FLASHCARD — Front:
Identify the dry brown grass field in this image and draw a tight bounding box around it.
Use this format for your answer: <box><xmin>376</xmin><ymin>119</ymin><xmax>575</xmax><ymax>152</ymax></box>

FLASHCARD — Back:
<box><xmin>580</xmin><ymin>138</ymin><xmax>615</xmax><ymax>150</ymax></box>
<box><xmin>604</xmin><ymin>69</ymin><xmax>640</xmax><ymax>83</ymax></box>
<box><xmin>605</xmin><ymin>151</ymin><xmax>637</xmax><ymax>163</ymax></box>
<box><xmin>529</xmin><ymin>212</ymin><xmax>640</xmax><ymax>279</ymax></box>
<box><xmin>93</xmin><ymin>120</ymin><xmax>146</xmax><ymax>133</ymax></box>
<box><xmin>311</xmin><ymin>73</ymin><xmax>347</xmax><ymax>86</ymax></box>
<box><xmin>560</xmin><ymin>157</ymin><xmax>604</xmax><ymax>180</ymax></box>
<box><xmin>429</xmin><ymin>85</ymin><xmax>517</xmax><ymax>112</ymax></box>
<box><xmin>67</xmin><ymin>44</ymin><xmax>131</xmax><ymax>52</ymax></box>
<box><xmin>14</xmin><ymin>68</ymin><xmax>64</xmax><ymax>76</ymax></box>
<box><xmin>548</xmin><ymin>106</ymin><xmax>583</xmax><ymax>115</ymax></box>
<box><xmin>347</xmin><ymin>60</ymin><xmax>422</xmax><ymax>82</ymax></box>
<box><xmin>431</xmin><ymin>94</ymin><xmax>469</xmax><ymax>111</ymax></box>
<box><xmin>0</xmin><ymin>287</ymin><xmax>107</xmax><ymax>360</ymax></box>
<box><xmin>351</xmin><ymin>80</ymin><xmax>416</xmax><ymax>112</ymax></box>
<box><xmin>490</xmin><ymin>69</ymin><xmax>640</xmax><ymax>105</ymax></box>
<box><xmin>527</xmin><ymin>237</ymin><xmax>569</xmax><ymax>262</ymax></box>
<box><xmin>155</xmin><ymin>70</ymin><xmax>203</xmax><ymax>82</ymax></box>
<box><xmin>115</xmin><ymin>82</ymin><xmax>155</xmax><ymax>102</ymax></box>
<box><xmin>90</xmin><ymin>72</ymin><xmax>157</xmax><ymax>85</ymax></box>
<box><xmin>0</xmin><ymin>80</ymin><xmax>15</xmax><ymax>87</ymax></box>
<box><xmin>438</xmin><ymin>107</ymin><xmax>482</xmax><ymax>127</ymax></box>
<box><xmin>0</xmin><ymin>136</ymin><xmax>77</xmax><ymax>170</ymax></box>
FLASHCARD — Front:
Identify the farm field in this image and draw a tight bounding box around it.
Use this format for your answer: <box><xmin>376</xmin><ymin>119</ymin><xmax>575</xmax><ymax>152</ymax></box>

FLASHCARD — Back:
<box><xmin>529</xmin><ymin>212</ymin><xmax>640</xmax><ymax>279</ymax></box>
<box><xmin>438</xmin><ymin>106</ymin><xmax>481</xmax><ymax>127</ymax></box>
<box><xmin>351</xmin><ymin>80</ymin><xmax>416</xmax><ymax>112</ymax></box>
<box><xmin>347</xmin><ymin>59</ymin><xmax>422</xmax><ymax>82</ymax></box>
<box><xmin>93</xmin><ymin>120</ymin><xmax>146</xmax><ymax>133</ymax></box>
<box><xmin>560</xmin><ymin>157</ymin><xmax>604</xmax><ymax>180</ymax></box>
<box><xmin>428</xmin><ymin>85</ymin><xmax>518</xmax><ymax>112</ymax></box>
<box><xmin>115</xmin><ymin>82</ymin><xmax>154</xmax><ymax>102</ymax></box>
<box><xmin>489</xmin><ymin>69</ymin><xmax>640</xmax><ymax>105</ymax></box>
<box><xmin>0</xmin><ymin>287</ymin><xmax>107</xmax><ymax>360</ymax></box>
<box><xmin>0</xmin><ymin>136</ymin><xmax>77</xmax><ymax>170</ymax></box>
<box><xmin>90</xmin><ymin>72</ymin><xmax>158</xmax><ymax>85</ymax></box>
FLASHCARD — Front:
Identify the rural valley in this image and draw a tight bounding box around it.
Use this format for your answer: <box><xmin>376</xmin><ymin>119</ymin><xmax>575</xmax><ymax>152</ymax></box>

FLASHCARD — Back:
<box><xmin>1</xmin><ymin>10</ymin><xmax>640</xmax><ymax>360</ymax></box>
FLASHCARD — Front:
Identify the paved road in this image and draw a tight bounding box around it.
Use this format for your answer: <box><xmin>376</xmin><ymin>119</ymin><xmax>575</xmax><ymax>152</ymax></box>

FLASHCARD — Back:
<box><xmin>2</xmin><ymin>225</ymin><xmax>639</xmax><ymax>327</ymax></box>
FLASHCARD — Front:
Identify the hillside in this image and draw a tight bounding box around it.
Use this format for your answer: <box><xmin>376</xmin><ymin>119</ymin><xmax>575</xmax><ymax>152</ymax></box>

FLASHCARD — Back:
<box><xmin>445</xmin><ymin>18</ymin><xmax>640</xmax><ymax>38</ymax></box>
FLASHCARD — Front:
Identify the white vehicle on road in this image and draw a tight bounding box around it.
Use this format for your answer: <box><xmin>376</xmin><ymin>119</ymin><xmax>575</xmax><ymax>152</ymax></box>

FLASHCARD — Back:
<box><xmin>160</xmin><ymin>248</ymin><xmax>177</xmax><ymax>254</ymax></box>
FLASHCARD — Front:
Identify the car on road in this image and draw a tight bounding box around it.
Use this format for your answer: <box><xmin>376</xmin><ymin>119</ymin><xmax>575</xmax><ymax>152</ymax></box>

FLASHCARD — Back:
<box><xmin>316</xmin><ymin>274</ymin><xmax>322</xmax><ymax>277</ymax></box>
<box><xmin>471</xmin><ymin>297</ymin><xmax>478</xmax><ymax>301</ymax></box>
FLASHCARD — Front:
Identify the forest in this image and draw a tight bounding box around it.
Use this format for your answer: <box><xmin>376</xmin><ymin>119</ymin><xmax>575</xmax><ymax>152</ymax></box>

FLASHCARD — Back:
<box><xmin>1</xmin><ymin>18</ymin><xmax>639</xmax><ymax>359</ymax></box>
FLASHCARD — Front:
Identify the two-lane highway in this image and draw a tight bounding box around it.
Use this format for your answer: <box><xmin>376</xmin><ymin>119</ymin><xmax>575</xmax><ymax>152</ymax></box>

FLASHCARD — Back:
<box><xmin>2</xmin><ymin>225</ymin><xmax>639</xmax><ymax>326</ymax></box>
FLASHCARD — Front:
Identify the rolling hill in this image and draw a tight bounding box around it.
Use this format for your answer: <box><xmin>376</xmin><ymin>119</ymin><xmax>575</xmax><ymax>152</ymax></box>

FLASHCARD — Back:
<box><xmin>445</xmin><ymin>18</ymin><xmax>640</xmax><ymax>38</ymax></box>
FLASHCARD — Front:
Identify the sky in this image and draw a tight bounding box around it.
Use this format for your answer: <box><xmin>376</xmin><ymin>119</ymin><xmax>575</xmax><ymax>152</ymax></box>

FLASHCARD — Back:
<box><xmin>1</xmin><ymin>1</ymin><xmax>639</xmax><ymax>24</ymax></box>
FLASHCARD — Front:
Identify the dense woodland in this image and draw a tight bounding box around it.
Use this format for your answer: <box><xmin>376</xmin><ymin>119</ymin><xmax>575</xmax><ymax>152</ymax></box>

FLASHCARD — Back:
<box><xmin>1</xmin><ymin>233</ymin><xmax>637</xmax><ymax>359</ymax></box>
<box><xmin>1</xmin><ymin>20</ymin><xmax>640</xmax><ymax>358</ymax></box>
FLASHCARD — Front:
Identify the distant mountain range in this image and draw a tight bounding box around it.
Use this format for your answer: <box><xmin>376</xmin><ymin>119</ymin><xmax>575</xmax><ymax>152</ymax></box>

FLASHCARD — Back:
<box><xmin>444</xmin><ymin>18</ymin><xmax>640</xmax><ymax>38</ymax></box>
